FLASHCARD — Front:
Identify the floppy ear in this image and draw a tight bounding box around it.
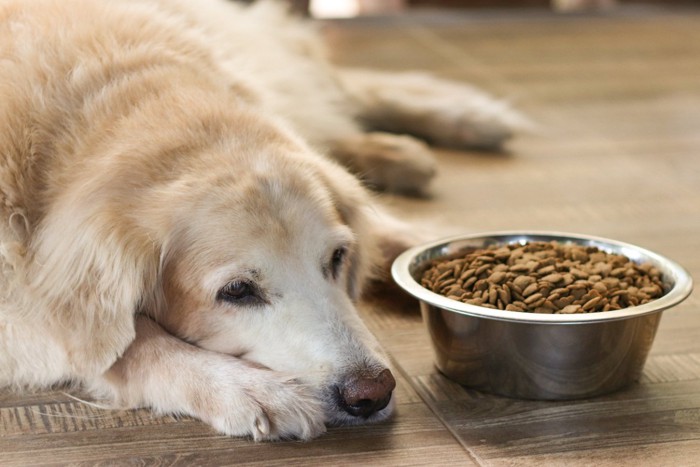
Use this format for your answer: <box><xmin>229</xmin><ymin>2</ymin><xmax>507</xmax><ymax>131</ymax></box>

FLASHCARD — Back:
<box><xmin>313</xmin><ymin>158</ymin><xmax>422</xmax><ymax>299</ymax></box>
<box><xmin>315</xmin><ymin>157</ymin><xmax>433</xmax><ymax>299</ymax></box>
<box><xmin>311</xmin><ymin>159</ymin><xmax>377</xmax><ymax>300</ymax></box>
<box><xmin>24</xmin><ymin>204</ymin><xmax>160</xmax><ymax>378</ymax></box>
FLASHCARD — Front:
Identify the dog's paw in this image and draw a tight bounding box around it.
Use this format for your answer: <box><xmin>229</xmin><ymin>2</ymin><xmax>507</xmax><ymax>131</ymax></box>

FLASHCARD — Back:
<box><xmin>432</xmin><ymin>91</ymin><xmax>533</xmax><ymax>149</ymax></box>
<box><xmin>388</xmin><ymin>73</ymin><xmax>533</xmax><ymax>150</ymax></box>
<box><xmin>332</xmin><ymin>132</ymin><xmax>437</xmax><ymax>195</ymax></box>
<box><xmin>347</xmin><ymin>70</ymin><xmax>533</xmax><ymax>150</ymax></box>
<box><xmin>201</xmin><ymin>368</ymin><xmax>326</xmax><ymax>441</ymax></box>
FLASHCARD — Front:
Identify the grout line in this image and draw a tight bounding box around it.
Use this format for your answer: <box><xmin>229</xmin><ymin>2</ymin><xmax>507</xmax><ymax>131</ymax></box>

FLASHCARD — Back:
<box><xmin>397</xmin><ymin>17</ymin><xmax>532</xmax><ymax>101</ymax></box>
<box><xmin>388</xmin><ymin>355</ymin><xmax>489</xmax><ymax>466</ymax></box>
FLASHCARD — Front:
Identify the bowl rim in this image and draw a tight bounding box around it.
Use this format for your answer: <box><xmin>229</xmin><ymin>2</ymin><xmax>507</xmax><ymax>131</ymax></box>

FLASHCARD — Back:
<box><xmin>391</xmin><ymin>230</ymin><xmax>694</xmax><ymax>324</ymax></box>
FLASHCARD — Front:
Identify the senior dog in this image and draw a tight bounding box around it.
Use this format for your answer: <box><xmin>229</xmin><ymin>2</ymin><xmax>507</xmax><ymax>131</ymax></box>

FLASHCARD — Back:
<box><xmin>0</xmin><ymin>0</ymin><xmax>525</xmax><ymax>440</ymax></box>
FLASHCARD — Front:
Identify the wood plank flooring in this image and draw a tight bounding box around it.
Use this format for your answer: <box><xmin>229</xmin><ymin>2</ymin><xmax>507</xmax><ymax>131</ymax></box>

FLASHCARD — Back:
<box><xmin>2</xmin><ymin>5</ymin><xmax>700</xmax><ymax>466</ymax></box>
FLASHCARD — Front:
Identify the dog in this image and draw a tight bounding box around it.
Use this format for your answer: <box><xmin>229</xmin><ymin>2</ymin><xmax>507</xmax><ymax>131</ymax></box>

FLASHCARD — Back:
<box><xmin>0</xmin><ymin>0</ymin><xmax>526</xmax><ymax>440</ymax></box>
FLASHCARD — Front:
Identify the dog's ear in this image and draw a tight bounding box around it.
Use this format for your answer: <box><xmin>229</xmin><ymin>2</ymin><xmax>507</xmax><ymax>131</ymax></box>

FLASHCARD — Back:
<box><xmin>314</xmin><ymin>159</ymin><xmax>389</xmax><ymax>300</ymax></box>
<box><xmin>25</xmin><ymin>205</ymin><xmax>160</xmax><ymax>378</ymax></box>
<box><xmin>312</xmin><ymin>159</ymin><xmax>373</xmax><ymax>299</ymax></box>
<box><xmin>314</xmin><ymin>157</ymin><xmax>430</xmax><ymax>299</ymax></box>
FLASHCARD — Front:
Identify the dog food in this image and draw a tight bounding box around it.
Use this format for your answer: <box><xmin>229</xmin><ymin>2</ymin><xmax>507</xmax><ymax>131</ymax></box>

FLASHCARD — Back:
<box><xmin>420</xmin><ymin>241</ymin><xmax>665</xmax><ymax>313</ymax></box>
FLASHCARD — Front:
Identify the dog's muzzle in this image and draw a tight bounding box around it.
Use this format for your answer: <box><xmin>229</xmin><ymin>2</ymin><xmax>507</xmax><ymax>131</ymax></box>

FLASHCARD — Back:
<box><xmin>336</xmin><ymin>368</ymin><xmax>396</xmax><ymax>418</ymax></box>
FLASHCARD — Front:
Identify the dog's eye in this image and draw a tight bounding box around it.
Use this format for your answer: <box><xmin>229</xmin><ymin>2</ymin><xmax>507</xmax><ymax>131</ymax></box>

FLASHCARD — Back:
<box><xmin>217</xmin><ymin>280</ymin><xmax>261</xmax><ymax>305</ymax></box>
<box><xmin>330</xmin><ymin>246</ymin><xmax>347</xmax><ymax>279</ymax></box>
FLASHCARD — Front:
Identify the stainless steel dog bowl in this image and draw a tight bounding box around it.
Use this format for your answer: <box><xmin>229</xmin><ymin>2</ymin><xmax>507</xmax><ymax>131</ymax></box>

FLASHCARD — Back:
<box><xmin>392</xmin><ymin>231</ymin><xmax>693</xmax><ymax>400</ymax></box>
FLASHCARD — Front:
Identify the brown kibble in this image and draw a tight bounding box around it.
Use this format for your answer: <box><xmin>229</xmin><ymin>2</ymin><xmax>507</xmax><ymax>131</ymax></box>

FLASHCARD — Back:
<box><xmin>460</xmin><ymin>268</ymin><xmax>476</xmax><ymax>281</ymax></box>
<box><xmin>524</xmin><ymin>292</ymin><xmax>544</xmax><ymax>305</ymax></box>
<box><xmin>569</xmin><ymin>268</ymin><xmax>588</xmax><ymax>279</ymax></box>
<box><xmin>571</xmin><ymin>288</ymin><xmax>586</xmax><ymax>300</ymax></box>
<box><xmin>488</xmin><ymin>271</ymin><xmax>507</xmax><ymax>284</ymax></box>
<box><xmin>488</xmin><ymin>286</ymin><xmax>498</xmax><ymax>305</ymax></box>
<box><xmin>641</xmin><ymin>285</ymin><xmax>662</xmax><ymax>295</ymax></box>
<box><xmin>541</xmin><ymin>273</ymin><xmax>563</xmax><ymax>284</ymax></box>
<box><xmin>498</xmin><ymin>285</ymin><xmax>511</xmax><ymax>304</ymax></box>
<box><xmin>476</xmin><ymin>255</ymin><xmax>495</xmax><ymax>263</ymax></box>
<box><xmin>561</xmin><ymin>273</ymin><xmax>575</xmax><ymax>286</ymax></box>
<box><xmin>512</xmin><ymin>275</ymin><xmax>535</xmax><ymax>290</ymax></box>
<box><xmin>611</xmin><ymin>267</ymin><xmax>627</xmax><ymax>278</ymax></box>
<box><xmin>420</xmin><ymin>241</ymin><xmax>665</xmax><ymax>315</ymax></box>
<box><xmin>436</xmin><ymin>269</ymin><xmax>453</xmax><ymax>282</ymax></box>
<box><xmin>522</xmin><ymin>282</ymin><xmax>539</xmax><ymax>297</ymax></box>
<box><xmin>585</xmin><ymin>289</ymin><xmax>602</xmax><ymax>300</ymax></box>
<box><xmin>553</xmin><ymin>297</ymin><xmax>573</xmax><ymax>308</ymax></box>
<box><xmin>475</xmin><ymin>264</ymin><xmax>491</xmax><ymax>276</ymax></box>
<box><xmin>571</xmin><ymin>249</ymin><xmax>589</xmax><ymax>262</ymax></box>
<box><xmin>463</xmin><ymin>276</ymin><xmax>478</xmax><ymax>289</ymax></box>
<box><xmin>589</xmin><ymin>252</ymin><xmax>606</xmax><ymax>263</ymax></box>
<box><xmin>559</xmin><ymin>304</ymin><xmax>582</xmax><ymax>314</ymax></box>
<box><xmin>582</xmin><ymin>296</ymin><xmax>602</xmax><ymax>311</ymax></box>
<box><xmin>494</xmin><ymin>247</ymin><xmax>512</xmax><ymax>259</ymax></box>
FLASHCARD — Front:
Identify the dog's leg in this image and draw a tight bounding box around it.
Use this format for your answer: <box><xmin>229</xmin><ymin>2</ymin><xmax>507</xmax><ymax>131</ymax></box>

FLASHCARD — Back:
<box><xmin>330</xmin><ymin>132</ymin><xmax>437</xmax><ymax>196</ymax></box>
<box><xmin>0</xmin><ymin>317</ymin><xmax>72</xmax><ymax>387</ymax></box>
<box><xmin>88</xmin><ymin>315</ymin><xmax>325</xmax><ymax>441</ymax></box>
<box><xmin>339</xmin><ymin>68</ymin><xmax>532</xmax><ymax>150</ymax></box>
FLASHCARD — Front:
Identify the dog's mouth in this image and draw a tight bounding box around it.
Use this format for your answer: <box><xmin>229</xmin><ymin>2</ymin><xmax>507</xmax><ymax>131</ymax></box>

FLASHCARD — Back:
<box><xmin>323</xmin><ymin>368</ymin><xmax>397</xmax><ymax>426</ymax></box>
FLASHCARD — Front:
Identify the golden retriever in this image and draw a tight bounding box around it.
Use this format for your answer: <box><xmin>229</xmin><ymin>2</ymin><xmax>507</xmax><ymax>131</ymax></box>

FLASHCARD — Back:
<box><xmin>0</xmin><ymin>0</ymin><xmax>525</xmax><ymax>440</ymax></box>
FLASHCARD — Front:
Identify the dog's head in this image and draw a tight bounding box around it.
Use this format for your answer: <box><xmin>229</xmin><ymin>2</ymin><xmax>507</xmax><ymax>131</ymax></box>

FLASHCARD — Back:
<box><xmin>141</xmin><ymin>127</ymin><xmax>396</xmax><ymax>426</ymax></box>
<box><xmin>27</xmin><ymin>100</ymin><xmax>397</xmax><ymax>428</ymax></box>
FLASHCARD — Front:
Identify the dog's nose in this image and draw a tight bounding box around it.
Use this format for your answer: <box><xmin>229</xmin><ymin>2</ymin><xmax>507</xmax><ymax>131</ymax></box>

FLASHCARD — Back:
<box><xmin>339</xmin><ymin>368</ymin><xmax>396</xmax><ymax>418</ymax></box>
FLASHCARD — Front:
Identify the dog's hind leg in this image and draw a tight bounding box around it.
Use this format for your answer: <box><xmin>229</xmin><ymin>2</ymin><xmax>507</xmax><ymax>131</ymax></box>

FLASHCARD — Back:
<box><xmin>338</xmin><ymin>69</ymin><xmax>532</xmax><ymax>150</ymax></box>
<box><xmin>329</xmin><ymin>132</ymin><xmax>436</xmax><ymax>196</ymax></box>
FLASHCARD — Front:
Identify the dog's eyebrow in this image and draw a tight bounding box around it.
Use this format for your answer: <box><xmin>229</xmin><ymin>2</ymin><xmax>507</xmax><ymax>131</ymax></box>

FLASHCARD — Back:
<box><xmin>330</xmin><ymin>225</ymin><xmax>355</xmax><ymax>246</ymax></box>
<box><xmin>247</xmin><ymin>268</ymin><xmax>262</xmax><ymax>281</ymax></box>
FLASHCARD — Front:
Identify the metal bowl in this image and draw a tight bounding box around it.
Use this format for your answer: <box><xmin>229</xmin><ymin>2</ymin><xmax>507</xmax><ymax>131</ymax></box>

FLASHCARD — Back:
<box><xmin>392</xmin><ymin>231</ymin><xmax>693</xmax><ymax>400</ymax></box>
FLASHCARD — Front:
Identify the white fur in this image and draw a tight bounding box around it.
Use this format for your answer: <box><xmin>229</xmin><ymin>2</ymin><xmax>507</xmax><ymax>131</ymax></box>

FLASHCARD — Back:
<box><xmin>0</xmin><ymin>0</ymin><xmax>523</xmax><ymax>440</ymax></box>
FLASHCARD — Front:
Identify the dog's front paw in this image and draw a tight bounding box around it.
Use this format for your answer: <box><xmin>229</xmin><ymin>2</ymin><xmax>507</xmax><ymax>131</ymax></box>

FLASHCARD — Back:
<box><xmin>202</xmin><ymin>369</ymin><xmax>326</xmax><ymax>441</ymax></box>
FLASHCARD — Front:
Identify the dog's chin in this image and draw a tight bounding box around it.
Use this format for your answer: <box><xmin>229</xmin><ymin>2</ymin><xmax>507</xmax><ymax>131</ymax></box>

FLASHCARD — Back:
<box><xmin>324</xmin><ymin>395</ymin><xmax>396</xmax><ymax>427</ymax></box>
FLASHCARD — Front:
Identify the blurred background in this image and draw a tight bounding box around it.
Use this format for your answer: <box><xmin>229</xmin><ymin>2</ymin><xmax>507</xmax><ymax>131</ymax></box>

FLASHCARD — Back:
<box><xmin>279</xmin><ymin>0</ymin><xmax>698</xmax><ymax>17</ymax></box>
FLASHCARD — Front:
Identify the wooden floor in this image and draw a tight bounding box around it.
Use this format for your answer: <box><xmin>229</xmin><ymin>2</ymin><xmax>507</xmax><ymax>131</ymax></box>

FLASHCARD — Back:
<box><xmin>3</xmin><ymin>5</ymin><xmax>700</xmax><ymax>466</ymax></box>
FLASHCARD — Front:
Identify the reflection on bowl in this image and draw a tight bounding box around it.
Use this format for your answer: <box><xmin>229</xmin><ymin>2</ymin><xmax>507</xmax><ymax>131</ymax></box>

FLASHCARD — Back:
<box><xmin>392</xmin><ymin>231</ymin><xmax>693</xmax><ymax>400</ymax></box>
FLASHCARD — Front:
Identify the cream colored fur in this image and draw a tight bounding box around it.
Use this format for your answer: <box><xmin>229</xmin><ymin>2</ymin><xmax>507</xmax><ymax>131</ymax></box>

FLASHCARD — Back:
<box><xmin>0</xmin><ymin>0</ymin><xmax>524</xmax><ymax>440</ymax></box>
